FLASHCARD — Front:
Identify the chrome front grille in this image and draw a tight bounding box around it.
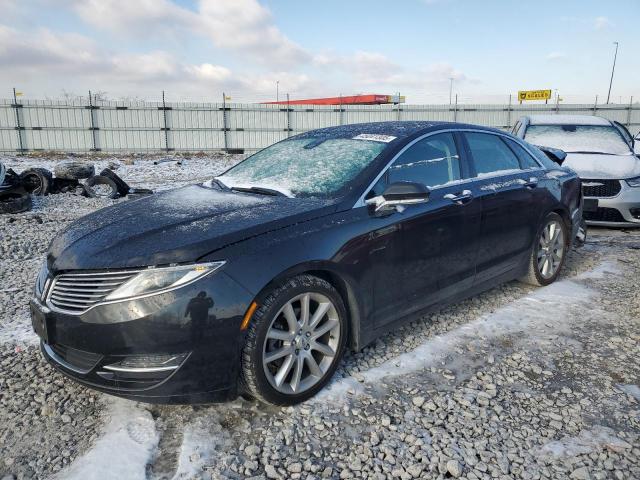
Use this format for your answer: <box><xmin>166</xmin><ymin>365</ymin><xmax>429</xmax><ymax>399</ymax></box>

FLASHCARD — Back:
<box><xmin>48</xmin><ymin>270</ymin><xmax>139</xmax><ymax>313</ymax></box>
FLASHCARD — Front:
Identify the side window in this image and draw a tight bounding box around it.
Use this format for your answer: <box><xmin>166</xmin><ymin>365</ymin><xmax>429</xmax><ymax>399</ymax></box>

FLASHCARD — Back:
<box><xmin>465</xmin><ymin>132</ymin><xmax>521</xmax><ymax>176</ymax></box>
<box><xmin>388</xmin><ymin>133</ymin><xmax>461</xmax><ymax>188</ymax></box>
<box><xmin>503</xmin><ymin>138</ymin><xmax>540</xmax><ymax>169</ymax></box>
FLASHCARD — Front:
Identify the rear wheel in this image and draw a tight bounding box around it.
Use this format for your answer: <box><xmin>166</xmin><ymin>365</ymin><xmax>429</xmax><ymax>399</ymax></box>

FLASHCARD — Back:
<box><xmin>241</xmin><ymin>275</ymin><xmax>347</xmax><ymax>405</ymax></box>
<box><xmin>520</xmin><ymin>212</ymin><xmax>568</xmax><ymax>286</ymax></box>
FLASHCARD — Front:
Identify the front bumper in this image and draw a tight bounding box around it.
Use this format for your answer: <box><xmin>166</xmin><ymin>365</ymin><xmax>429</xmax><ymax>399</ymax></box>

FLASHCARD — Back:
<box><xmin>30</xmin><ymin>271</ymin><xmax>254</xmax><ymax>404</ymax></box>
<box><xmin>584</xmin><ymin>181</ymin><xmax>640</xmax><ymax>227</ymax></box>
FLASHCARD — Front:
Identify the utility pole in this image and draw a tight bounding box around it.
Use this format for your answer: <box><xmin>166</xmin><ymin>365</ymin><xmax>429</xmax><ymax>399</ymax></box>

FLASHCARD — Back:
<box><xmin>276</xmin><ymin>80</ymin><xmax>279</xmax><ymax>103</ymax></box>
<box><xmin>449</xmin><ymin>77</ymin><xmax>454</xmax><ymax>105</ymax></box>
<box><xmin>606</xmin><ymin>41</ymin><xmax>619</xmax><ymax>104</ymax></box>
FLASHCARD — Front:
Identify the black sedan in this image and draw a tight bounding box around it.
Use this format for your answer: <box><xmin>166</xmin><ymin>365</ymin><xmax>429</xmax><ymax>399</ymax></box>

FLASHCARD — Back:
<box><xmin>31</xmin><ymin>122</ymin><xmax>584</xmax><ymax>405</ymax></box>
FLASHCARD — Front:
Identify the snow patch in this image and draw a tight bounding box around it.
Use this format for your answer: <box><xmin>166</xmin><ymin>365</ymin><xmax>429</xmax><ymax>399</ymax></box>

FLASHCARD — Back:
<box><xmin>0</xmin><ymin>314</ymin><xmax>39</xmax><ymax>347</ymax></box>
<box><xmin>616</xmin><ymin>384</ymin><xmax>640</xmax><ymax>401</ymax></box>
<box><xmin>56</xmin><ymin>398</ymin><xmax>159</xmax><ymax>480</ymax></box>
<box><xmin>536</xmin><ymin>425</ymin><xmax>632</xmax><ymax>458</ymax></box>
<box><xmin>314</xmin><ymin>276</ymin><xmax>594</xmax><ymax>402</ymax></box>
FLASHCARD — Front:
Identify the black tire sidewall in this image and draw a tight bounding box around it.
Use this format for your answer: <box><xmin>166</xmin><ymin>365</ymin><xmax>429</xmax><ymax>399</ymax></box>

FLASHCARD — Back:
<box><xmin>243</xmin><ymin>276</ymin><xmax>348</xmax><ymax>405</ymax></box>
<box><xmin>20</xmin><ymin>168</ymin><xmax>52</xmax><ymax>195</ymax></box>
<box><xmin>0</xmin><ymin>192</ymin><xmax>32</xmax><ymax>214</ymax></box>
<box><xmin>532</xmin><ymin>212</ymin><xmax>568</xmax><ymax>286</ymax></box>
<box><xmin>83</xmin><ymin>176</ymin><xmax>119</xmax><ymax>199</ymax></box>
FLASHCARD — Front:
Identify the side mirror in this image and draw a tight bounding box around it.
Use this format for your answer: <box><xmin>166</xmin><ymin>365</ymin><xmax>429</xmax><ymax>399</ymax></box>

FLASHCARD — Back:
<box><xmin>537</xmin><ymin>145</ymin><xmax>567</xmax><ymax>165</ymax></box>
<box><xmin>365</xmin><ymin>181</ymin><xmax>430</xmax><ymax>214</ymax></box>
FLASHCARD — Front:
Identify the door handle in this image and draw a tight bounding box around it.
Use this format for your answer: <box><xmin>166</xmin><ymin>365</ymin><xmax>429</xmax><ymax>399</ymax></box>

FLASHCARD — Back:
<box><xmin>521</xmin><ymin>177</ymin><xmax>539</xmax><ymax>189</ymax></box>
<box><xmin>444</xmin><ymin>189</ymin><xmax>473</xmax><ymax>204</ymax></box>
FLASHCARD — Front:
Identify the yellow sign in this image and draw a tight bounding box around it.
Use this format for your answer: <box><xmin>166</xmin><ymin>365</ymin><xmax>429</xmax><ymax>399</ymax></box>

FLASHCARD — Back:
<box><xmin>518</xmin><ymin>90</ymin><xmax>552</xmax><ymax>101</ymax></box>
<box><xmin>15</xmin><ymin>91</ymin><xmax>24</xmax><ymax>97</ymax></box>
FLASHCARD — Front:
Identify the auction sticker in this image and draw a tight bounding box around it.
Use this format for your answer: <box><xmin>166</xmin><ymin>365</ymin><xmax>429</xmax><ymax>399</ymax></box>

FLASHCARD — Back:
<box><xmin>353</xmin><ymin>134</ymin><xmax>397</xmax><ymax>143</ymax></box>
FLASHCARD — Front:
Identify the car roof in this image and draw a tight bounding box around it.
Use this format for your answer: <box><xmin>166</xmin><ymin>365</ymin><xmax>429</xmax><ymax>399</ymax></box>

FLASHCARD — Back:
<box><xmin>294</xmin><ymin>121</ymin><xmax>503</xmax><ymax>142</ymax></box>
<box><xmin>526</xmin><ymin>115</ymin><xmax>612</xmax><ymax>126</ymax></box>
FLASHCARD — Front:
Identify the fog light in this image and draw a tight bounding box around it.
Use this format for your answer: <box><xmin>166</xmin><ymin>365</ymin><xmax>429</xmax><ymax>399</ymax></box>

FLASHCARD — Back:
<box><xmin>103</xmin><ymin>353</ymin><xmax>188</xmax><ymax>373</ymax></box>
<box><xmin>630</xmin><ymin>208</ymin><xmax>640</xmax><ymax>220</ymax></box>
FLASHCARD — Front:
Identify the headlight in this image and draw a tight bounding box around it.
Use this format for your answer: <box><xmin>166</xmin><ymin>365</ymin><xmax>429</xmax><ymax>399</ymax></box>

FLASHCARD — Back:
<box><xmin>34</xmin><ymin>259</ymin><xmax>49</xmax><ymax>297</ymax></box>
<box><xmin>626</xmin><ymin>176</ymin><xmax>640</xmax><ymax>187</ymax></box>
<box><xmin>104</xmin><ymin>261</ymin><xmax>225</xmax><ymax>301</ymax></box>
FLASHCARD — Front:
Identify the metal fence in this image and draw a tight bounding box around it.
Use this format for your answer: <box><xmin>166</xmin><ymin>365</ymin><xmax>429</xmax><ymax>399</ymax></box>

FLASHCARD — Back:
<box><xmin>1</xmin><ymin>98</ymin><xmax>638</xmax><ymax>153</ymax></box>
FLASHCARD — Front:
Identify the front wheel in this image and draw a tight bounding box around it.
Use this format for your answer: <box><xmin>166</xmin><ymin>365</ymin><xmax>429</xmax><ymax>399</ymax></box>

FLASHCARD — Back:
<box><xmin>241</xmin><ymin>275</ymin><xmax>347</xmax><ymax>405</ymax></box>
<box><xmin>520</xmin><ymin>212</ymin><xmax>568</xmax><ymax>286</ymax></box>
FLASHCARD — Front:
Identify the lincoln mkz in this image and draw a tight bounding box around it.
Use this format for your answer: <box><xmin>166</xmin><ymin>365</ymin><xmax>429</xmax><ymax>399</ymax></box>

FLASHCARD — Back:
<box><xmin>31</xmin><ymin>122</ymin><xmax>584</xmax><ymax>405</ymax></box>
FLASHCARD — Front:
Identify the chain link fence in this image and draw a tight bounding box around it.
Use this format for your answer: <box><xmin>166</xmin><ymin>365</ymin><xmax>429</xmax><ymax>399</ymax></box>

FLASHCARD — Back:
<box><xmin>1</xmin><ymin>97</ymin><xmax>638</xmax><ymax>153</ymax></box>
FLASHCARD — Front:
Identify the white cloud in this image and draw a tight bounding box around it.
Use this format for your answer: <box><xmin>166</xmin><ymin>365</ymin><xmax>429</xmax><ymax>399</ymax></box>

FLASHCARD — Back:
<box><xmin>68</xmin><ymin>0</ymin><xmax>309</xmax><ymax>67</ymax></box>
<box><xmin>594</xmin><ymin>16</ymin><xmax>613</xmax><ymax>30</ymax></box>
<box><xmin>546</xmin><ymin>52</ymin><xmax>566</xmax><ymax>61</ymax></box>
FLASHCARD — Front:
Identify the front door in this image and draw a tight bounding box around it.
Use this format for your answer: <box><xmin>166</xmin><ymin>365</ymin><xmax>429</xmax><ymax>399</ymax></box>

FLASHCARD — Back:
<box><xmin>371</xmin><ymin>132</ymin><xmax>481</xmax><ymax>327</ymax></box>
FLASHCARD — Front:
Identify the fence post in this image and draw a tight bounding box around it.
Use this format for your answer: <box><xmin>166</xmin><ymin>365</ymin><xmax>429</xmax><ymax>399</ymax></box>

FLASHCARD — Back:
<box><xmin>87</xmin><ymin>90</ymin><xmax>101</xmax><ymax>152</ymax></box>
<box><xmin>627</xmin><ymin>96</ymin><xmax>633</xmax><ymax>127</ymax></box>
<box><xmin>593</xmin><ymin>95</ymin><xmax>598</xmax><ymax>115</ymax></box>
<box><xmin>506</xmin><ymin>94</ymin><xmax>512</xmax><ymax>129</ymax></box>
<box><xmin>12</xmin><ymin>87</ymin><xmax>25</xmax><ymax>153</ymax></box>
<box><xmin>286</xmin><ymin>93</ymin><xmax>291</xmax><ymax>138</ymax></box>
<box><xmin>453</xmin><ymin>94</ymin><xmax>458</xmax><ymax>122</ymax></box>
<box><xmin>339</xmin><ymin>95</ymin><xmax>343</xmax><ymax>125</ymax></box>
<box><xmin>221</xmin><ymin>92</ymin><xmax>229</xmax><ymax>153</ymax></box>
<box><xmin>160</xmin><ymin>91</ymin><xmax>172</xmax><ymax>153</ymax></box>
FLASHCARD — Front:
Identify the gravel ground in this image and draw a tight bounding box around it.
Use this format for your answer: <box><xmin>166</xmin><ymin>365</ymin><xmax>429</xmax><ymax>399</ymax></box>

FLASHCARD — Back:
<box><xmin>0</xmin><ymin>155</ymin><xmax>638</xmax><ymax>480</ymax></box>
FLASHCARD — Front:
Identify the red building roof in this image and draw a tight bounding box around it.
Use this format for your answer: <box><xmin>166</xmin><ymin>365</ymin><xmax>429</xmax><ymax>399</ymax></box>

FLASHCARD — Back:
<box><xmin>263</xmin><ymin>94</ymin><xmax>404</xmax><ymax>106</ymax></box>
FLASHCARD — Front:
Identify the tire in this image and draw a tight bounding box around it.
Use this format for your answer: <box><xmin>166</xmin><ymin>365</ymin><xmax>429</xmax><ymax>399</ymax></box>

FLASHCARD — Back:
<box><xmin>241</xmin><ymin>274</ymin><xmax>348</xmax><ymax>406</ymax></box>
<box><xmin>0</xmin><ymin>191</ymin><xmax>32</xmax><ymax>214</ymax></box>
<box><xmin>99</xmin><ymin>168</ymin><xmax>130</xmax><ymax>197</ymax></box>
<box><xmin>19</xmin><ymin>168</ymin><xmax>53</xmax><ymax>195</ymax></box>
<box><xmin>82</xmin><ymin>175</ymin><xmax>119</xmax><ymax>199</ymax></box>
<box><xmin>54</xmin><ymin>161</ymin><xmax>95</xmax><ymax>180</ymax></box>
<box><xmin>519</xmin><ymin>212</ymin><xmax>568</xmax><ymax>286</ymax></box>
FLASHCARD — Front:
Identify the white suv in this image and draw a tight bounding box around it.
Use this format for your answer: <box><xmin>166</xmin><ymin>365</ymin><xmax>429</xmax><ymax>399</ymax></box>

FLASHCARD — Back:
<box><xmin>513</xmin><ymin>115</ymin><xmax>640</xmax><ymax>227</ymax></box>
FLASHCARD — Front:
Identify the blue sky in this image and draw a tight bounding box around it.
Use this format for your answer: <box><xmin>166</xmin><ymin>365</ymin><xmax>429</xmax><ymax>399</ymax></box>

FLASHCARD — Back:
<box><xmin>1</xmin><ymin>0</ymin><xmax>637</xmax><ymax>103</ymax></box>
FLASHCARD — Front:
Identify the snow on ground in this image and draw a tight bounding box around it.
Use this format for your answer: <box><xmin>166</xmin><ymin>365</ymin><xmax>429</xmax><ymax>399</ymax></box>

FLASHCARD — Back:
<box><xmin>54</xmin><ymin>398</ymin><xmax>159</xmax><ymax>480</ymax></box>
<box><xmin>315</xmin><ymin>275</ymin><xmax>595</xmax><ymax>402</ymax></box>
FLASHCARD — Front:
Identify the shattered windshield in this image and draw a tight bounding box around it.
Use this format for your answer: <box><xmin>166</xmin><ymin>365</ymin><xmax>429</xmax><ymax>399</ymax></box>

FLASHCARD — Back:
<box><xmin>216</xmin><ymin>137</ymin><xmax>387</xmax><ymax>197</ymax></box>
<box><xmin>524</xmin><ymin>125</ymin><xmax>632</xmax><ymax>156</ymax></box>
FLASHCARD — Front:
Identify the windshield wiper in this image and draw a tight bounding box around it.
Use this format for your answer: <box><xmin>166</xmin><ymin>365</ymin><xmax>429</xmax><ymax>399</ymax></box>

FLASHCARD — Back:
<box><xmin>230</xmin><ymin>186</ymin><xmax>287</xmax><ymax>197</ymax></box>
<box><xmin>565</xmin><ymin>150</ymin><xmax>618</xmax><ymax>155</ymax></box>
<box><xmin>209</xmin><ymin>178</ymin><xmax>230</xmax><ymax>190</ymax></box>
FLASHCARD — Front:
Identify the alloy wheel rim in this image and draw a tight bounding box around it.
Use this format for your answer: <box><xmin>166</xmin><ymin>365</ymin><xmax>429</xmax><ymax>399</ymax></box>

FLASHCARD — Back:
<box><xmin>262</xmin><ymin>292</ymin><xmax>340</xmax><ymax>394</ymax></box>
<box><xmin>537</xmin><ymin>220</ymin><xmax>565</xmax><ymax>279</ymax></box>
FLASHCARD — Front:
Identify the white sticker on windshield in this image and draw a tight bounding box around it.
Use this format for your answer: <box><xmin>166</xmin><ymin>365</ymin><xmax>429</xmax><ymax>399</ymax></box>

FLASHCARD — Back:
<box><xmin>352</xmin><ymin>133</ymin><xmax>397</xmax><ymax>143</ymax></box>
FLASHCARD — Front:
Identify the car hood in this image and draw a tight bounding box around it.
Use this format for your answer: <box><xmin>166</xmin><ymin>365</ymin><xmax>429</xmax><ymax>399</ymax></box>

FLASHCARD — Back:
<box><xmin>49</xmin><ymin>185</ymin><xmax>337</xmax><ymax>271</ymax></box>
<box><xmin>563</xmin><ymin>153</ymin><xmax>640</xmax><ymax>179</ymax></box>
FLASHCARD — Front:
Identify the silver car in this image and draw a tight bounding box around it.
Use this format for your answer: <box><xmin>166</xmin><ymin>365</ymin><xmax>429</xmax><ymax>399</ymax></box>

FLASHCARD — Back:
<box><xmin>513</xmin><ymin>115</ymin><xmax>640</xmax><ymax>227</ymax></box>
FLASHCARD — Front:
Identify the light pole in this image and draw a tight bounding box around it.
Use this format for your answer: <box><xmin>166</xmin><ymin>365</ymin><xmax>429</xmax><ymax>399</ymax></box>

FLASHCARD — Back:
<box><xmin>606</xmin><ymin>41</ymin><xmax>619</xmax><ymax>104</ymax></box>
<box><xmin>276</xmin><ymin>80</ymin><xmax>279</xmax><ymax>103</ymax></box>
<box><xmin>449</xmin><ymin>77</ymin><xmax>454</xmax><ymax>105</ymax></box>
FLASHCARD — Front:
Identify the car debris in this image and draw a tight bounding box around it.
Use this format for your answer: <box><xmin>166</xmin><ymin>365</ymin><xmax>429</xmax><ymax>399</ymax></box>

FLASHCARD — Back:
<box><xmin>19</xmin><ymin>168</ymin><xmax>53</xmax><ymax>195</ymax></box>
<box><xmin>153</xmin><ymin>157</ymin><xmax>183</xmax><ymax>166</ymax></box>
<box><xmin>0</xmin><ymin>160</ymin><xmax>152</xmax><ymax>214</ymax></box>
<box><xmin>54</xmin><ymin>161</ymin><xmax>95</xmax><ymax>180</ymax></box>
<box><xmin>0</xmin><ymin>189</ymin><xmax>32</xmax><ymax>214</ymax></box>
<box><xmin>99</xmin><ymin>168</ymin><xmax>130</xmax><ymax>197</ymax></box>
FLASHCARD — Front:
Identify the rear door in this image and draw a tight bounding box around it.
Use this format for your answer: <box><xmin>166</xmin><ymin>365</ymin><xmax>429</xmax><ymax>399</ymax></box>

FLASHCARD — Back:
<box><xmin>370</xmin><ymin>131</ymin><xmax>481</xmax><ymax>327</ymax></box>
<box><xmin>461</xmin><ymin>132</ymin><xmax>543</xmax><ymax>283</ymax></box>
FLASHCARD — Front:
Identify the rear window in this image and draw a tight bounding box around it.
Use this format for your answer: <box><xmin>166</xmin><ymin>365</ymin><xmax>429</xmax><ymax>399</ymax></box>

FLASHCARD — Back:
<box><xmin>503</xmin><ymin>138</ymin><xmax>540</xmax><ymax>169</ymax></box>
<box><xmin>465</xmin><ymin>132</ymin><xmax>521</xmax><ymax>176</ymax></box>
